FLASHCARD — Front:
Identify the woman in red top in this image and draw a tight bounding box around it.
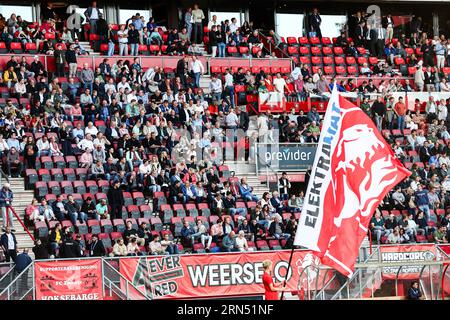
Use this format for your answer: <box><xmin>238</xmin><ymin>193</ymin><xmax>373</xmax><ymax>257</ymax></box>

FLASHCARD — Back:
<box><xmin>262</xmin><ymin>260</ymin><xmax>284</xmax><ymax>300</ymax></box>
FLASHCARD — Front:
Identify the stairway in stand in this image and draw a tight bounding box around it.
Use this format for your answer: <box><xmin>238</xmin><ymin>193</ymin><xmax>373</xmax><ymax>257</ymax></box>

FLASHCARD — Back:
<box><xmin>6</xmin><ymin>178</ymin><xmax>35</xmax><ymax>254</ymax></box>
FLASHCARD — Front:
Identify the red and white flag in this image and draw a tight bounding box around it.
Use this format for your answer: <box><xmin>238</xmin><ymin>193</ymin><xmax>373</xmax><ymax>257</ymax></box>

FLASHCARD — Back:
<box><xmin>293</xmin><ymin>87</ymin><xmax>410</xmax><ymax>277</ymax></box>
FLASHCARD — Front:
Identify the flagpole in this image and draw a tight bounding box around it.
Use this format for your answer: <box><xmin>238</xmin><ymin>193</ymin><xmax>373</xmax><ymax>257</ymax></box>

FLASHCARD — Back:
<box><xmin>280</xmin><ymin>246</ymin><xmax>295</xmax><ymax>300</ymax></box>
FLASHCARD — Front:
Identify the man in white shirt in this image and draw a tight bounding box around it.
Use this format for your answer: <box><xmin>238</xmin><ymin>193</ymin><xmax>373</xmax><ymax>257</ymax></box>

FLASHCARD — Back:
<box><xmin>117</xmin><ymin>77</ymin><xmax>131</xmax><ymax>92</ymax></box>
<box><xmin>190</xmin><ymin>56</ymin><xmax>204</xmax><ymax>88</ymax></box>
<box><xmin>37</xmin><ymin>136</ymin><xmax>50</xmax><ymax>156</ymax></box>
<box><xmin>223</xmin><ymin>69</ymin><xmax>235</xmax><ymax>107</ymax></box>
<box><xmin>273</xmin><ymin>73</ymin><xmax>288</xmax><ymax>93</ymax></box>
<box><xmin>117</xmin><ymin>24</ymin><xmax>128</xmax><ymax>56</ymax></box>
<box><xmin>78</xmin><ymin>134</ymin><xmax>95</xmax><ymax>151</ymax></box>
<box><xmin>229</xmin><ymin>18</ymin><xmax>239</xmax><ymax>33</ymax></box>
<box><xmin>104</xmin><ymin>78</ymin><xmax>117</xmax><ymax>93</ymax></box>
<box><xmin>207</xmin><ymin>15</ymin><xmax>219</xmax><ymax>30</ymax></box>
<box><xmin>225</xmin><ymin>108</ymin><xmax>239</xmax><ymax>129</ymax></box>
<box><xmin>85</xmin><ymin>122</ymin><xmax>99</xmax><ymax>137</ymax></box>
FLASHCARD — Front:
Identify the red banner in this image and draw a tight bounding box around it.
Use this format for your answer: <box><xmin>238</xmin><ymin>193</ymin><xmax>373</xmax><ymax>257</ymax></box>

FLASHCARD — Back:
<box><xmin>118</xmin><ymin>250</ymin><xmax>330</xmax><ymax>299</ymax></box>
<box><xmin>34</xmin><ymin>259</ymin><xmax>103</xmax><ymax>300</ymax></box>
<box><xmin>380</xmin><ymin>244</ymin><xmax>437</xmax><ymax>280</ymax></box>
<box><xmin>258</xmin><ymin>92</ymin><xmax>286</xmax><ymax>113</ymax></box>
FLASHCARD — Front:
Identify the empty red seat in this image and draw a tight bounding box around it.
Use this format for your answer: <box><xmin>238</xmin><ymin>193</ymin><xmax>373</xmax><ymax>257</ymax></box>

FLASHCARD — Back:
<box><xmin>322</xmin><ymin>56</ymin><xmax>333</xmax><ymax>65</ymax></box>
<box><xmin>287</xmin><ymin>46</ymin><xmax>298</xmax><ymax>55</ymax></box>
<box><xmin>346</xmin><ymin>56</ymin><xmax>356</xmax><ymax>65</ymax></box>
<box><xmin>239</xmin><ymin>46</ymin><xmax>249</xmax><ymax>54</ymax></box>
<box><xmin>299</xmin><ymin>47</ymin><xmax>310</xmax><ymax>55</ymax></box>
<box><xmin>334</xmin><ymin>56</ymin><xmax>345</xmax><ymax>65</ymax></box>
<box><xmin>10</xmin><ymin>42</ymin><xmax>22</xmax><ymax>53</ymax></box>
<box><xmin>270</xmin><ymin>66</ymin><xmax>281</xmax><ymax>74</ymax></box>
<box><xmin>368</xmin><ymin>56</ymin><xmax>378</xmax><ymax>65</ymax></box>
<box><xmin>333</xmin><ymin>47</ymin><xmax>344</xmax><ymax>55</ymax></box>
<box><xmin>335</xmin><ymin>66</ymin><xmax>346</xmax><ymax>75</ymax></box>
<box><xmin>324</xmin><ymin>65</ymin><xmax>334</xmax><ymax>75</ymax></box>
<box><xmin>309</xmin><ymin>37</ymin><xmax>320</xmax><ymax>45</ymax></box>
<box><xmin>298</xmin><ymin>37</ymin><xmax>309</xmax><ymax>45</ymax></box>
<box><xmin>322</xmin><ymin>46</ymin><xmax>333</xmax><ymax>55</ymax></box>
<box><xmin>322</xmin><ymin>37</ymin><xmax>332</xmax><ymax>45</ymax></box>
<box><xmin>357</xmin><ymin>57</ymin><xmax>368</xmax><ymax>65</ymax></box>
<box><xmin>310</xmin><ymin>46</ymin><xmax>321</xmax><ymax>55</ymax></box>
<box><xmin>394</xmin><ymin>57</ymin><xmax>405</xmax><ymax>65</ymax></box>
<box><xmin>311</xmin><ymin>56</ymin><xmax>322</xmax><ymax>65</ymax></box>
<box><xmin>347</xmin><ymin>66</ymin><xmax>358</xmax><ymax>74</ymax></box>
<box><xmin>287</xmin><ymin>37</ymin><xmax>297</xmax><ymax>45</ymax></box>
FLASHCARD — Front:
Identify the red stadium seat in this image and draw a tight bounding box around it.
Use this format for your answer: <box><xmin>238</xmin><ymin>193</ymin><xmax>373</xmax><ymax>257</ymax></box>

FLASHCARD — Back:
<box><xmin>333</xmin><ymin>47</ymin><xmax>344</xmax><ymax>55</ymax></box>
<box><xmin>310</xmin><ymin>46</ymin><xmax>321</xmax><ymax>55</ymax></box>
<box><xmin>299</xmin><ymin>46</ymin><xmax>310</xmax><ymax>55</ymax></box>
<box><xmin>287</xmin><ymin>46</ymin><xmax>298</xmax><ymax>55</ymax></box>
<box><xmin>322</xmin><ymin>46</ymin><xmax>333</xmax><ymax>55</ymax></box>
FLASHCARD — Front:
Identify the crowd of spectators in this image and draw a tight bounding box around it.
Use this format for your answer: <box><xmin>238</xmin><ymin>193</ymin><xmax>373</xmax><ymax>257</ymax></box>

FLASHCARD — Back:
<box><xmin>1</xmin><ymin>3</ymin><xmax>450</xmax><ymax>262</ymax></box>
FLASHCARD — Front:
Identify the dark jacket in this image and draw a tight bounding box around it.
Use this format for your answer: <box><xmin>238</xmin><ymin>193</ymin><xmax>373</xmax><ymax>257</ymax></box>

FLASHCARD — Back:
<box><xmin>65</xmin><ymin>49</ymin><xmax>77</xmax><ymax>64</ymax></box>
<box><xmin>1</xmin><ymin>232</ymin><xmax>17</xmax><ymax>251</ymax></box>
<box><xmin>88</xmin><ymin>239</ymin><xmax>106</xmax><ymax>257</ymax></box>
<box><xmin>269</xmin><ymin>222</ymin><xmax>285</xmax><ymax>237</ymax></box>
<box><xmin>14</xmin><ymin>252</ymin><xmax>32</xmax><ymax>272</ymax></box>
<box><xmin>0</xmin><ymin>189</ymin><xmax>13</xmax><ymax>207</ymax></box>
<box><xmin>107</xmin><ymin>186</ymin><xmax>124</xmax><ymax>206</ymax></box>
<box><xmin>33</xmin><ymin>243</ymin><xmax>49</xmax><ymax>260</ymax></box>
<box><xmin>59</xmin><ymin>239</ymin><xmax>82</xmax><ymax>258</ymax></box>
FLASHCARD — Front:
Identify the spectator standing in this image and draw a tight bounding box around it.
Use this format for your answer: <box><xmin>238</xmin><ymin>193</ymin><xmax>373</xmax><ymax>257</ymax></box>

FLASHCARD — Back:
<box><xmin>54</xmin><ymin>43</ymin><xmax>66</xmax><ymax>77</ymax></box>
<box><xmin>107</xmin><ymin>180</ymin><xmax>124</xmax><ymax>220</ymax></box>
<box><xmin>278</xmin><ymin>172</ymin><xmax>291</xmax><ymax>201</ymax></box>
<box><xmin>80</xmin><ymin>63</ymin><xmax>94</xmax><ymax>92</ymax></box>
<box><xmin>1</xmin><ymin>226</ymin><xmax>17</xmax><ymax>262</ymax></box>
<box><xmin>84</xmin><ymin>1</ymin><xmax>102</xmax><ymax>35</ymax></box>
<box><xmin>191</xmin><ymin>4</ymin><xmax>205</xmax><ymax>44</ymax></box>
<box><xmin>0</xmin><ymin>183</ymin><xmax>14</xmax><ymax>231</ymax></box>
<box><xmin>128</xmin><ymin>23</ymin><xmax>140</xmax><ymax>56</ymax></box>
<box><xmin>184</xmin><ymin>8</ymin><xmax>193</xmax><ymax>40</ymax></box>
<box><xmin>307</xmin><ymin>8</ymin><xmax>322</xmax><ymax>39</ymax></box>
<box><xmin>118</xmin><ymin>24</ymin><xmax>129</xmax><ymax>56</ymax></box>
<box><xmin>190</xmin><ymin>55</ymin><xmax>204</xmax><ymax>88</ymax></box>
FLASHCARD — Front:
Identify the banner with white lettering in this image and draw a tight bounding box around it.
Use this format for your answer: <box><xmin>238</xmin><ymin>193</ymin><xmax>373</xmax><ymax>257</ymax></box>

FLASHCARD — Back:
<box><xmin>118</xmin><ymin>250</ymin><xmax>330</xmax><ymax>299</ymax></box>
<box><xmin>256</xmin><ymin>143</ymin><xmax>317</xmax><ymax>172</ymax></box>
<box><xmin>34</xmin><ymin>259</ymin><xmax>103</xmax><ymax>300</ymax></box>
<box><xmin>380</xmin><ymin>244</ymin><xmax>438</xmax><ymax>279</ymax></box>
<box><xmin>258</xmin><ymin>92</ymin><xmax>286</xmax><ymax>113</ymax></box>
<box><xmin>294</xmin><ymin>87</ymin><xmax>410</xmax><ymax>277</ymax></box>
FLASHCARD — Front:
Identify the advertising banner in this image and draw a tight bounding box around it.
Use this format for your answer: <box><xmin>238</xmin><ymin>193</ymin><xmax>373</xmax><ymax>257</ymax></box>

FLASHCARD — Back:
<box><xmin>257</xmin><ymin>143</ymin><xmax>317</xmax><ymax>173</ymax></box>
<box><xmin>119</xmin><ymin>250</ymin><xmax>327</xmax><ymax>299</ymax></box>
<box><xmin>380</xmin><ymin>244</ymin><xmax>437</xmax><ymax>280</ymax></box>
<box><xmin>34</xmin><ymin>259</ymin><xmax>103</xmax><ymax>300</ymax></box>
<box><xmin>258</xmin><ymin>92</ymin><xmax>286</xmax><ymax>113</ymax></box>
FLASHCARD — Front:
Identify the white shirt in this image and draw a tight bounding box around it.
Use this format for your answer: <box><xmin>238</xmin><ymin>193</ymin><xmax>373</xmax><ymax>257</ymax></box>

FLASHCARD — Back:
<box><xmin>85</xmin><ymin>126</ymin><xmax>99</xmax><ymax>136</ymax></box>
<box><xmin>90</xmin><ymin>8</ymin><xmax>99</xmax><ymax>20</ymax></box>
<box><xmin>273</xmin><ymin>77</ymin><xmax>286</xmax><ymax>93</ymax></box>
<box><xmin>118</xmin><ymin>30</ymin><xmax>128</xmax><ymax>43</ymax></box>
<box><xmin>207</xmin><ymin>20</ymin><xmax>218</xmax><ymax>30</ymax></box>
<box><xmin>78</xmin><ymin>139</ymin><xmax>94</xmax><ymax>151</ymax></box>
<box><xmin>104</xmin><ymin>83</ymin><xmax>117</xmax><ymax>93</ymax></box>
<box><xmin>229</xmin><ymin>23</ymin><xmax>239</xmax><ymax>33</ymax></box>
<box><xmin>190</xmin><ymin>60</ymin><xmax>204</xmax><ymax>74</ymax></box>
<box><xmin>7</xmin><ymin>233</ymin><xmax>14</xmax><ymax>250</ymax></box>
<box><xmin>225</xmin><ymin>112</ymin><xmax>239</xmax><ymax>127</ymax></box>
<box><xmin>210</xmin><ymin>79</ymin><xmax>222</xmax><ymax>93</ymax></box>
<box><xmin>224</xmin><ymin>73</ymin><xmax>234</xmax><ymax>87</ymax></box>
<box><xmin>290</xmin><ymin>67</ymin><xmax>301</xmax><ymax>80</ymax></box>
<box><xmin>117</xmin><ymin>82</ymin><xmax>131</xmax><ymax>92</ymax></box>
